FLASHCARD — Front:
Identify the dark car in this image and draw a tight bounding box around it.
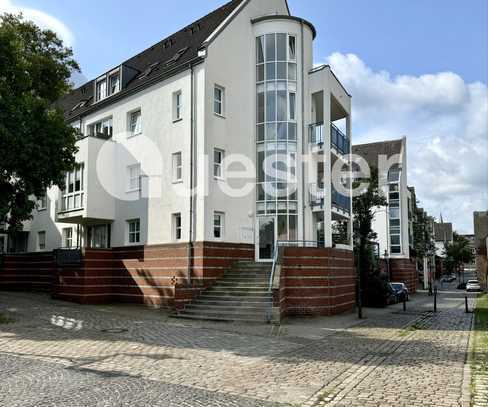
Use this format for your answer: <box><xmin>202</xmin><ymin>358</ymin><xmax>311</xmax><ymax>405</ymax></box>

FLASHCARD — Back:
<box><xmin>386</xmin><ymin>283</ymin><xmax>398</xmax><ymax>305</ymax></box>
<box><xmin>390</xmin><ymin>282</ymin><xmax>409</xmax><ymax>302</ymax></box>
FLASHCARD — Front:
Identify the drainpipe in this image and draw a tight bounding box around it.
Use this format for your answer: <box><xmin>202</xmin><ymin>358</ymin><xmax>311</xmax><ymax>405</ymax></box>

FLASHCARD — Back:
<box><xmin>187</xmin><ymin>62</ymin><xmax>195</xmax><ymax>285</ymax></box>
<box><xmin>300</xmin><ymin>21</ymin><xmax>306</xmax><ymax>241</ymax></box>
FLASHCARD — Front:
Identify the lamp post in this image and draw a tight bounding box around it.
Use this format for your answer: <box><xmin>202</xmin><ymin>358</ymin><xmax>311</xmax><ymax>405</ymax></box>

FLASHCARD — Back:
<box><xmin>355</xmin><ymin>236</ymin><xmax>363</xmax><ymax>319</ymax></box>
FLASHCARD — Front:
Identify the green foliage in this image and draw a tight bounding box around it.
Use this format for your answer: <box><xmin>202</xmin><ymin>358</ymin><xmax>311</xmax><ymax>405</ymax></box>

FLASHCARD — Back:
<box><xmin>413</xmin><ymin>208</ymin><xmax>435</xmax><ymax>258</ymax></box>
<box><xmin>0</xmin><ymin>14</ymin><xmax>79</xmax><ymax>231</ymax></box>
<box><xmin>443</xmin><ymin>232</ymin><xmax>475</xmax><ymax>273</ymax></box>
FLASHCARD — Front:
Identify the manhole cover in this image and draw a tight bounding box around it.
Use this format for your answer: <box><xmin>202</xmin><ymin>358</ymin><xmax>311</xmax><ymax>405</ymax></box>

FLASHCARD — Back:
<box><xmin>100</xmin><ymin>328</ymin><xmax>128</xmax><ymax>334</ymax></box>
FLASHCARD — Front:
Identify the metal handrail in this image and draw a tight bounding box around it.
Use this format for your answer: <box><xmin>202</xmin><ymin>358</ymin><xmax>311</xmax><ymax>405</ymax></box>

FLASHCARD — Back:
<box><xmin>268</xmin><ymin>240</ymin><xmax>324</xmax><ymax>293</ymax></box>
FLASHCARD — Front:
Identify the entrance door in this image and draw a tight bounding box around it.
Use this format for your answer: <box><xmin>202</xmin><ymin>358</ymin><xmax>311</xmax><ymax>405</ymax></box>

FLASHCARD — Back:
<box><xmin>257</xmin><ymin>216</ymin><xmax>275</xmax><ymax>261</ymax></box>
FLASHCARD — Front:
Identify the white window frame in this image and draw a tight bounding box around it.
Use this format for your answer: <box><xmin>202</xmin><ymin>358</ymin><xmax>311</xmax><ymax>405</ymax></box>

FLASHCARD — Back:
<box><xmin>95</xmin><ymin>78</ymin><xmax>107</xmax><ymax>102</ymax></box>
<box><xmin>214</xmin><ymin>85</ymin><xmax>225</xmax><ymax>116</ymax></box>
<box><xmin>88</xmin><ymin>117</ymin><xmax>113</xmax><ymax>138</ymax></box>
<box><xmin>62</xmin><ymin>227</ymin><xmax>73</xmax><ymax>248</ymax></box>
<box><xmin>173</xmin><ymin>90</ymin><xmax>182</xmax><ymax>121</ymax></box>
<box><xmin>173</xmin><ymin>213</ymin><xmax>182</xmax><ymax>241</ymax></box>
<box><xmin>108</xmin><ymin>70</ymin><xmax>120</xmax><ymax>96</ymax></box>
<box><xmin>127</xmin><ymin>219</ymin><xmax>141</xmax><ymax>244</ymax></box>
<box><xmin>88</xmin><ymin>224</ymin><xmax>109</xmax><ymax>249</ymax></box>
<box><xmin>213</xmin><ymin>148</ymin><xmax>224</xmax><ymax>179</ymax></box>
<box><xmin>127</xmin><ymin>164</ymin><xmax>141</xmax><ymax>192</ymax></box>
<box><xmin>288</xmin><ymin>91</ymin><xmax>296</xmax><ymax>121</ymax></box>
<box><xmin>213</xmin><ymin>212</ymin><xmax>225</xmax><ymax>240</ymax></box>
<box><xmin>128</xmin><ymin>109</ymin><xmax>142</xmax><ymax>137</ymax></box>
<box><xmin>172</xmin><ymin>152</ymin><xmax>182</xmax><ymax>183</ymax></box>
<box><xmin>37</xmin><ymin>192</ymin><xmax>47</xmax><ymax>211</ymax></box>
<box><xmin>38</xmin><ymin>231</ymin><xmax>46</xmax><ymax>251</ymax></box>
<box><xmin>62</xmin><ymin>164</ymin><xmax>84</xmax><ymax>212</ymax></box>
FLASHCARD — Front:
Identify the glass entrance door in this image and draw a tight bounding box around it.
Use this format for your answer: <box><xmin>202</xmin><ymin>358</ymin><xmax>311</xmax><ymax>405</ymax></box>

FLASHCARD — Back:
<box><xmin>257</xmin><ymin>216</ymin><xmax>275</xmax><ymax>261</ymax></box>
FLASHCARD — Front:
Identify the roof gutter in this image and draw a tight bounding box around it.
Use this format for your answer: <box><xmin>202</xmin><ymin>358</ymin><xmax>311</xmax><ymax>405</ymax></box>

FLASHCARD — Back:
<box><xmin>66</xmin><ymin>56</ymin><xmax>205</xmax><ymax>122</ymax></box>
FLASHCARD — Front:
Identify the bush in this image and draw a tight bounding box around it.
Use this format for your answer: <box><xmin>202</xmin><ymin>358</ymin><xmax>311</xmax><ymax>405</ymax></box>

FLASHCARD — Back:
<box><xmin>362</xmin><ymin>275</ymin><xmax>392</xmax><ymax>307</ymax></box>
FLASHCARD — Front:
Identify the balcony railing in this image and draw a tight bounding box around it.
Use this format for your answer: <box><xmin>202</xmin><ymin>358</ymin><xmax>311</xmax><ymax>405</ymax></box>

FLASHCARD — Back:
<box><xmin>331</xmin><ymin>123</ymin><xmax>350</xmax><ymax>155</ymax></box>
<box><xmin>309</xmin><ymin>122</ymin><xmax>325</xmax><ymax>145</ymax></box>
<box><xmin>332</xmin><ymin>186</ymin><xmax>351</xmax><ymax>214</ymax></box>
<box><xmin>58</xmin><ymin>191</ymin><xmax>84</xmax><ymax>213</ymax></box>
<box><xmin>309</xmin><ymin>123</ymin><xmax>350</xmax><ymax>156</ymax></box>
<box><xmin>309</xmin><ymin>183</ymin><xmax>325</xmax><ymax>208</ymax></box>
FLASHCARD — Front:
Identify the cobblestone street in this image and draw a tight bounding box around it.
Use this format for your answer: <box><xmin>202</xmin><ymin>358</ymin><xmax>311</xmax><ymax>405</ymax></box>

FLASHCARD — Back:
<box><xmin>0</xmin><ymin>288</ymin><xmax>476</xmax><ymax>406</ymax></box>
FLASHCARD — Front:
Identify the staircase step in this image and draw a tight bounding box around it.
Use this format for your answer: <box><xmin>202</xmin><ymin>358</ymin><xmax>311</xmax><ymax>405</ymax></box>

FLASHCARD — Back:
<box><xmin>189</xmin><ymin>299</ymin><xmax>271</xmax><ymax>307</ymax></box>
<box><xmin>213</xmin><ymin>282</ymin><xmax>268</xmax><ymax>288</ymax></box>
<box><xmin>198</xmin><ymin>295</ymin><xmax>271</xmax><ymax>302</ymax></box>
<box><xmin>204</xmin><ymin>289</ymin><xmax>270</xmax><ymax>296</ymax></box>
<box><xmin>174</xmin><ymin>313</ymin><xmax>267</xmax><ymax>323</ymax></box>
<box><xmin>179</xmin><ymin>308</ymin><xmax>268</xmax><ymax>320</ymax></box>
<box><xmin>185</xmin><ymin>304</ymin><xmax>269</xmax><ymax>313</ymax></box>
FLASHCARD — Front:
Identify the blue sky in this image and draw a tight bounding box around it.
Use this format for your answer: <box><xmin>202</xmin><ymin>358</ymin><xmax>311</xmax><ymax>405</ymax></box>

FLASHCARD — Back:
<box><xmin>1</xmin><ymin>0</ymin><xmax>487</xmax><ymax>233</ymax></box>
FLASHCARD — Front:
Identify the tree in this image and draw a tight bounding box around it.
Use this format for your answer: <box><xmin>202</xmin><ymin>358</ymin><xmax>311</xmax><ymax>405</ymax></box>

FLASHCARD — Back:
<box><xmin>413</xmin><ymin>208</ymin><xmax>435</xmax><ymax>259</ymax></box>
<box><xmin>0</xmin><ymin>14</ymin><xmax>79</xmax><ymax>236</ymax></box>
<box><xmin>353</xmin><ymin>166</ymin><xmax>389</xmax><ymax>306</ymax></box>
<box><xmin>443</xmin><ymin>233</ymin><xmax>475</xmax><ymax>275</ymax></box>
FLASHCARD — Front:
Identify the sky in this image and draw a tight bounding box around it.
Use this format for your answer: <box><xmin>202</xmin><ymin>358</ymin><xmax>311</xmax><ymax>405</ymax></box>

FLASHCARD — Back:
<box><xmin>1</xmin><ymin>0</ymin><xmax>487</xmax><ymax>233</ymax></box>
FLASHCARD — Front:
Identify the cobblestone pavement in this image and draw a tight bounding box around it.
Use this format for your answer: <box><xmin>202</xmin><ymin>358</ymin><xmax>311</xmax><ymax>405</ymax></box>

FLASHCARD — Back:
<box><xmin>0</xmin><ymin>289</ymin><xmax>475</xmax><ymax>406</ymax></box>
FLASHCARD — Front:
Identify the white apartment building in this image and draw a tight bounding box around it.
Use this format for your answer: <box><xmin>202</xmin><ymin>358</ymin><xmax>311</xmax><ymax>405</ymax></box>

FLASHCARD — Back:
<box><xmin>12</xmin><ymin>0</ymin><xmax>353</xmax><ymax>261</ymax></box>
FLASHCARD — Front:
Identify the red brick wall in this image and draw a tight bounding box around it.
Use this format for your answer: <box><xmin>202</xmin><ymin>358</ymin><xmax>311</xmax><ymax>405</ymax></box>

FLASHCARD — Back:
<box><xmin>0</xmin><ymin>252</ymin><xmax>55</xmax><ymax>292</ymax></box>
<box><xmin>277</xmin><ymin>247</ymin><xmax>355</xmax><ymax>317</ymax></box>
<box><xmin>389</xmin><ymin>258</ymin><xmax>417</xmax><ymax>293</ymax></box>
<box><xmin>1</xmin><ymin>242</ymin><xmax>253</xmax><ymax>309</ymax></box>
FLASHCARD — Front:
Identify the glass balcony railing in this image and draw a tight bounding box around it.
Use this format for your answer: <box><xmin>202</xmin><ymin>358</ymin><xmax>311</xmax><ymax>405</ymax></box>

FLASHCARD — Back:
<box><xmin>331</xmin><ymin>123</ymin><xmax>350</xmax><ymax>155</ymax></box>
<box><xmin>309</xmin><ymin>122</ymin><xmax>350</xmax><ymax>156</ymax></box>
<box><xmin>309</xmin><ymin>183</ymin><xmax>325</xmax><ymax>208</ymax></box>
<box><xmin>309</xmin><ymin>122</ymin><xmax>325</xmax><ymax>145</ymax></box>
<box><xmin>332</xmin><ymin>186</ymin><xmax>351</xmax><ymax>214</ymax></box>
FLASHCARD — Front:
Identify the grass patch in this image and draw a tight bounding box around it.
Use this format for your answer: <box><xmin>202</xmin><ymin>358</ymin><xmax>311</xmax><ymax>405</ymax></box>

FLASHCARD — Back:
<box><xmin>0</xmin><ymin>312</ymin><xmax>14</xmax><ymax>324</ymax></box>
<box><xmin>471</xmin><ymin>294</ymin><xmax>488</xmax><ymax>405</ymax></box>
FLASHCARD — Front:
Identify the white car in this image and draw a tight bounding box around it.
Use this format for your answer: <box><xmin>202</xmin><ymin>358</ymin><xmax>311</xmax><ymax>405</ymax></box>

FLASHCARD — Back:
<box><xmin>466</xmin><ymin>280</ymin><xmax>482</xmax><ymax>292</ymax></box>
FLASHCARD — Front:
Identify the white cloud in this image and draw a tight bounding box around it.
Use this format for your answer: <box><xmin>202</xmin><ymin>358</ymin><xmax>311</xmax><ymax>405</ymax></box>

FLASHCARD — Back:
<box><xmin>0</xmin><ymin>0</ymin><xmax>74</xmax><ymax>46</ymax></box>
<box><xmin>327</xmin><ymin>52</ymin><xmax>488</xmax><ymax>234</ymax></box>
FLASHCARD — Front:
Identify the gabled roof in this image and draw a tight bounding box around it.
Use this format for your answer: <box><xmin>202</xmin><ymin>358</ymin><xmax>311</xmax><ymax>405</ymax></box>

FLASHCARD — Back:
<box><xmin>434</xmin><ymin>222</ymin><xmax>453</xmax><ymax>242</ymax></box>
<box><xmin>57</xmin><ymin>0</ymin><xmax>244</xmax><ymax>121</ymax></box>
<box><xmin>352</xmin><ymin>138</ymin><xmax>404</xmax><ymax>170</ymax></box>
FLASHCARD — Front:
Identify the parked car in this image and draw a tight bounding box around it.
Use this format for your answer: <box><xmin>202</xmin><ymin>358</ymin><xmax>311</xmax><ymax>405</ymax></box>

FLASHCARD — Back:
<box><xmin>466</xmin><ymin>280</ymin><xmax>482</xmax><ymax>292</ymax></box>
<box><xmin>384</xmin><ymin>283</ymin><xmax>398</xmax><ymax>305</ymax></box>
<box><xmin>442</xmin><ymin>274</ymin><xmax>456</xmax><ymax>283</ymax></box>
<box><xmin>457</xmin><ymin>282</ymin><xmax>467</xmax><ymax>290</ymax></box>
<box><xmin>390</xmin><ymin>282</ymin><xmax>409</xmax><ymax>302</ymax></box>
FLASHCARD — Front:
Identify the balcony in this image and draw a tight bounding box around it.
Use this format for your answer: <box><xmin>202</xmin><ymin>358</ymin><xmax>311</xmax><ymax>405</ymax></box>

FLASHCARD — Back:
<box><xmin>332</xmin><ymin>186</ymin><xmax>351</xmax><ymax>215</ymax></box>
<box><xmin>309</xmin><ymin>123</ymin><xmax>350</xmax><ymax>156</ymax></box>
<box><xmin>309</xmin><ymin>183</ymin><xmax>325</xmax><ymax>209</ymax></box>
<box><xmin>331</xmin><ymin>123</ymin><xmax>350</xmax><ymax>156</ymax></box>
<box><xmin>55</xmin><ymin>135</ymin><xmax>116</xmax><ymax>224</ymax></box>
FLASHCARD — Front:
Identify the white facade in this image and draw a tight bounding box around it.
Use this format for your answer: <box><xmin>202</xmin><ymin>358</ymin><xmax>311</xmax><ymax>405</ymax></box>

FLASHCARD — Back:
<box><xmin>19</xmin><ymin>0</ymin><xmax>353</xmax><ymax>258</ymax></box>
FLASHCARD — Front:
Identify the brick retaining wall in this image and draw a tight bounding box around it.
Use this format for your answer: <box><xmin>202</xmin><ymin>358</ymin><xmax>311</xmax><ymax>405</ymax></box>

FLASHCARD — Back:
<box><xmin>275</xmin><ymin>247</ymin><xmax>356</xmax><ymax>317</ymax></box>
<box><xmin>0</xmin><ymin>242</ymin><xmax>254</xmax><ymax>309</ymax></box>
<box><xmin>388</xmin><ymin>258</ymin><xmax>417</xmax><ymax>294</ymax></box>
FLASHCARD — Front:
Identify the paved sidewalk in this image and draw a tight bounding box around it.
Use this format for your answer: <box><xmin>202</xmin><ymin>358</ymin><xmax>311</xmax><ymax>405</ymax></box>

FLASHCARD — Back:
<box><xmin>0</xmin><ymin>288</ymin><xmax>474</xmax><ymax>406</ymax></box>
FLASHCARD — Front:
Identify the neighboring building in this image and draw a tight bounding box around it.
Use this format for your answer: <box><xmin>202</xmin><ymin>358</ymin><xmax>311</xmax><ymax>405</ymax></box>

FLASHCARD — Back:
<box><xmin>352</xmin><ymin>137</ymin><xmax>417</xmax><ymax>292</ymax></box>
<box><xmin>434</xmin><ymin>222</ymin><xmax>453</xmax><ymax>257</ymax></box>
<box><xmin>474</xmin><ymin>211</ymin><xmax>488</xmax><ymax>290</ymax></box>
<box><xmin>0</xmin><ymin>0</ymin><xmax>355</xmax><ymax>317</ymax></box>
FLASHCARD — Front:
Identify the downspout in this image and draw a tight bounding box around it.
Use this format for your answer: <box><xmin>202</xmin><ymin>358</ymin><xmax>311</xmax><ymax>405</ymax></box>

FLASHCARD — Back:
<box><xmin>300</xmin><ymin>22</ymin><xmax>306</xmax><ymax>241</ymax></box>
<box><xmin>187</xmin><ymin>62</ymin><xmax>195</xmax><ymax>284</ymax></box>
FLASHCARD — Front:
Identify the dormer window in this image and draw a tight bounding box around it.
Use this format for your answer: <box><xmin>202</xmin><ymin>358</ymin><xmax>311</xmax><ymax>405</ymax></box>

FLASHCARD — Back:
<box><xmin>109</xmin><ymin>72</ymin><xmax>120</xmax><ymax>95</ymax></box>
<box><xmin>88</xmin><ymin>117</ymin><xmax>113</xmax><ymax>139</ymax></box>
<box><xmin>96</xmin><ymin>78</ymin><xmax>107</xmax><ymax>102</ymax></box>
<box><xmin>95</xmin><ymin>69</ymin><xmax>121</xmax><ymax>102</ymax></box>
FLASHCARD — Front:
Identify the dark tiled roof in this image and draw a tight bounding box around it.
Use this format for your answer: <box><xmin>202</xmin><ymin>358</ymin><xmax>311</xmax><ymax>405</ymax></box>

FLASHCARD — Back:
<box><xmin>352</xmin><ymin>139</ymin><xmax>404</xmax><ymax>170</ymax></box>
<box><xmin>57</xmin><ymin>0</ymin><xmax>243</xmax><ymax>121</ymax></box>
<box><xmin>434</xmin><ymin>222</ymin><xmax>453</xmax><ymax>242</ymax></box>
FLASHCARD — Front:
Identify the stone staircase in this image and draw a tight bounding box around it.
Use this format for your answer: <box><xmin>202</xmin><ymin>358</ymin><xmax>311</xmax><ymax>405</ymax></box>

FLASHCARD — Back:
<box><xmin>175</xmin><ymin>261</ymin><xmax>272</xmax><ymax>323</ymax></box>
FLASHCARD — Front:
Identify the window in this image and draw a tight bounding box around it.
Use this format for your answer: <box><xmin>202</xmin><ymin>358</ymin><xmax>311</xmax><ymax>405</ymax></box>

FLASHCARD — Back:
<box><xmin>37</xmin><ymin>193</ymin><xmax>47</xmax><ymax>211</ymax></box>
<box><xmin>172</xmin><ymin>152</ymin><xmax>182</xmax><ymax>182</ymax></box>
<box><xmin>289</xmin><ymin>92</ymin><xmax>296</xmax><ymax>121</ymax></box>
<box><xmin>96</xmin><ymin>78</ymin><xmax>107</xmax><ymax>101</ymax></box>
<box><xmin>288</xmin><ymin>36</ymin><xmax>296</xmax><ymax>61</ymax></box>
<box><xmin>62</xmin><ymin>228</ymin><xmax>73</xmax><ymax>248</ymax></box>
<box><xmin>388</xmin><ymin>165</ymin><xmax>401</xmax><ymax>182</ymax></box>
<box><xmin>108</xmin><ymin>72</ymin><xmax>120</xmax><ymax>95</ymax></box>
<box><xmin>127</xmin><ymin>164</ymin><xmax>141</xmax><ymax>191</ymax></box>
<box><xmin>38</xmin><ymin>231</ymin><xmax>46</xmax><ymax>251</ymax></box>
<box><xmin>127</xmin><ymin>219</ymin><xmax>140</xmax><ymax>244</ymax></box>
<box><xmin>173</xmin><ymin>213</ymin><xmax>182</xmax><ymax>240</ymax></box>
<box><xmin>87</xmin><ymin>224</ymin><xmax>109</xmax><ymax>248</ymax></box>
<box><xmin>173</xmin><ymin>91</ymin><xmax>182</xmax><ymax>121</ymax></box>
<box><xmin>62</xmin><ymin>164</ymin><xmax>84</xmax><ymax>212</ymax></box>
<box><xmin>88</xmin><ymin>118</ymin><xmax>113</xmax><ymax>138</ymax></box>
<box><xmin>213</xmin><ymin>212</ymin><xmax>224</xmax><ymax>239</ymax></box>
<box><xmin>214</xmin><ymin>85</ymin><xmax>224</xmax><ymax>116</ymax></box>
<box><xmin>128</xmin><ymin>110</ymin><xmax>142</xmax><ymax>136</ymax></box>
<box><xmin>213</xmin><ymin>149</ymin><xmax>224</xmax><ymax>178</ymax></box>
